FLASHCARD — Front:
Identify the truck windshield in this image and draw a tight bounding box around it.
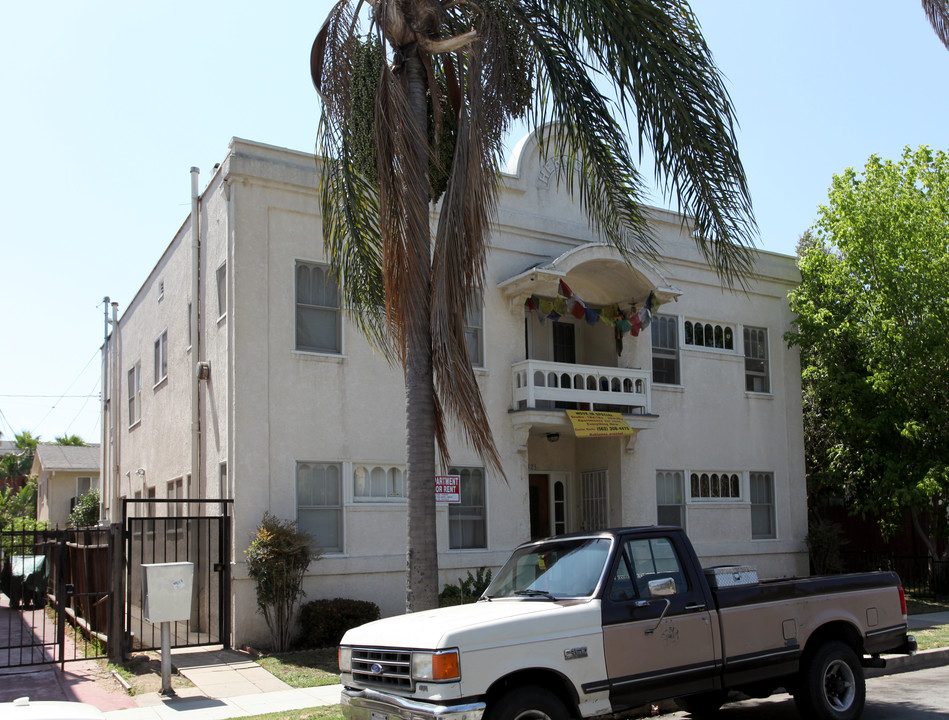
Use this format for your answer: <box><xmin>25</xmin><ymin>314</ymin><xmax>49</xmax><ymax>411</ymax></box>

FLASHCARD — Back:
<box><xmin>483</xmin><ymin>537</ymin><xmax>612</xmax><ymax>600</ymax></box>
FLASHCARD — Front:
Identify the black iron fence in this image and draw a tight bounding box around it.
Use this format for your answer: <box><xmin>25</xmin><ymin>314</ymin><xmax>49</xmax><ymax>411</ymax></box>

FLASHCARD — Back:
<box><xmin>1</xmin><ymin>525</ymin><xmax>111</xmax><ymax>668</ymax></box>
<box><xmin>842</xmin><ymin>550</ymin><xmax>949</xmax><ymax>600</ymax></box>
<box><xmin>123</xmin><ymin>499</ymin><xmax>232</xmax><ymax>653</ymax></box>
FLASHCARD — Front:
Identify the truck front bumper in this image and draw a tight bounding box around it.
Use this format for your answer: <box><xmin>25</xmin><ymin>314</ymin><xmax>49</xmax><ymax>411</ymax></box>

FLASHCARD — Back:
<box><xmin>341</xmin><ymin>688</ymin><xmax>485</xmax><ymax>720</ymax></box>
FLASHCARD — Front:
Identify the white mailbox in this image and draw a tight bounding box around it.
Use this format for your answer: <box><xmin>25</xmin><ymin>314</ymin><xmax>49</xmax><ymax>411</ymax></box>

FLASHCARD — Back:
<box><xmin>142</xmin><ymin>562</ymin><xmax>194</xmax><ymax>623</ymax></box>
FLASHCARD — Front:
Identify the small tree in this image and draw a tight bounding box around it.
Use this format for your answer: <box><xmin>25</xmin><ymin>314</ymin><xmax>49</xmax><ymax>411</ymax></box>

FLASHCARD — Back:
<box><xmin>245</xmin><ymin>512</ymin><xmax>319</xmax><ymax>652</ymax></box>
<box><xmin>69</xmin><ymin>488</ymin><xmax>100</xmax><ymax>527</ymax></box>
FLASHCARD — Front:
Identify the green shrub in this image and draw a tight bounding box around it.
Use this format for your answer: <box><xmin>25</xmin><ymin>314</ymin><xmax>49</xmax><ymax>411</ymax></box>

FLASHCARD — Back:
<box><xmin>69</xmin><ymin>489</ymin><xmax>100</xmax><ymax>527</ymax></box>
<box><xmin>1</xmin><ymin>516</ymin><xmax>48</xmax><ymax>557</ymax></box>
<box><xmin>246</xmin><ymin>512</ymin><xmax>319</xmax><ymax>652</ymax></box>
<box><xmin>297</xmin><ymin>597</ymin><xmax>380</xmax><ymax>648</ymax></box>
<box><xmin>439</xmin><ymin>567</ymin><xmax>492</xmax><ymax>607</ymax></box>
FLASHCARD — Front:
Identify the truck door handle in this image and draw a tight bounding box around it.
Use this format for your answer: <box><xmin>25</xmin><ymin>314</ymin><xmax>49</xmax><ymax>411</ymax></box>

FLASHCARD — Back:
<box><xmin>685</xmin><ymin>603</ymin><xmax>706</xmax><ymax>612</ymax></box>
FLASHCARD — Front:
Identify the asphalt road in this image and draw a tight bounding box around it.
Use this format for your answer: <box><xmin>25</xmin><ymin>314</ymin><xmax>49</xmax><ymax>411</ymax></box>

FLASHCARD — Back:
<box><xmin>655</xmin><ymin>664</ymin><xmax>949</xmax><ymax>719</ymax></box>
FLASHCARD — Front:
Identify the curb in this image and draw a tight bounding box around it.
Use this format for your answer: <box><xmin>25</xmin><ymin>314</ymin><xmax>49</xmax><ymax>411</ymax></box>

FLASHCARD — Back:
<box><xmin>866</xmin><ymin>647</ymin><xmax>949</xmax><ymax>678</ymax></box>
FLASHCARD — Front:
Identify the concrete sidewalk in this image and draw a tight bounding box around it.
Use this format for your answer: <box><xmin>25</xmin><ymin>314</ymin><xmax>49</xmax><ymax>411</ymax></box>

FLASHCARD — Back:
<box><xmin>101</xmin><ymin>647</ymin><xmax>341</xmax><ymax>719</ymax></box>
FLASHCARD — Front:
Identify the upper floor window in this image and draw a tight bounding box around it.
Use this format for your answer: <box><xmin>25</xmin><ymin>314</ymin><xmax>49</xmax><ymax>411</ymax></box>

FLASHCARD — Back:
<box><xmin>154</xmin><ymin>330</ymin><xmax>168</xmax><ymax>386</ymax></box>
<box><xmin>744</xmin><ymin>327</ymin><xmax>770</xmax><ymax>393</ymax></box>
<box><xmin>465</xmin><ymin>294</ymin><xmax>484</xmax><ymax>368</ymax></box>
<box><xmin>127</xmin><ymin>362</ymin><xmax>142</xmax><ymax>427</ymax></box>
<box><xmin>216</xmin><ymin>262</ymin><xmax>227</xmax><ymax>319</ymax></box>
<box><xmin>684</xmin><ymin>320</ymin><xmax>734</xmax><ymax>350</ymax></box>
<box><xmin>651</xmin><ymin>314</ymin><xmax>680</xmax><ymax>385</ymax></box>
<box><xmin>353</xmin><ymin>464</ymin><xmax>406</xmax><ymax>501</ymax></box>
<box><xmin>690</xmin><ymin>472</ymin><xmax>741</xmax><ymax>501</ymax></box>
<box><xmin>295</xmin><ymin>261</ymin><xmax>341</xmax><ymax>354</ymax></box>
<box><xmin>297</xmin><ymin>461</ymin><xmax>342</xmax><ymax>552</ymax></box>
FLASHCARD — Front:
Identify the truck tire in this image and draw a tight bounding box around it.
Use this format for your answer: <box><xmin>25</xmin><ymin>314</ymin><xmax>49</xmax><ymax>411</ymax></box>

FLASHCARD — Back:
<box><xmin>489</xmin><ymin>686</ymin><xmax>569</xmax><ymax>720</ymax></box>
<box><xmin>674</xmin><ymin>690</ymin><xmax>728</xmax><ymax>717</ymax></box>
<box><xmin>794</xmin><ymin>641</ymin><xmax>865</xmax><ymax>720</ymax></box>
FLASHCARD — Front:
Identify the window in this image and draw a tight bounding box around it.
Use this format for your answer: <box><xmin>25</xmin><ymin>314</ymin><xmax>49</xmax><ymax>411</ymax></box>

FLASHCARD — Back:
<box><xmin>127</xmin><ymin>362</ymin><xmax>142</xmax><ymax>427</ymax></box>
<box><xmin>750</xmin><ymin>472</ymin><xmax>776</xmax><ymax>539</ymax></box>
<box><xmin>353</xmin><ymin>464</ymin><xmax>406</xmax><ymax>501</ymax></box>
<box><xmin>297</xmin><ymin>462</ymin><xmax>342</xmax><ymax>552</ymax></box>
<box><xmin>610</xmin><ymin>536</ymin><xmax>689</xmax><ymax>601</ymax></box>
<box><xmin>167</xmin><ymin>477</ymin><xmax>183</xmax><ymax>526</ymax></box>
<box><xmin>216</xmin><ymin>262</ymin><xmax>227</xmax><ymax>318</ymax></box>
<box><xmin>295</xmin><ymin>261</ymin><xmax>341</xmax><ymax>353</ymax></box>
<box><xmin>690</xmin><ymin>472</ymin><xmax>741</xmax><ymax>501</ymax></box>
<box><xmin>465</xmin><ymin>295</ymin><xmax>484</xmax><ymax>367</ymax></box>
<box><xmin>651</xmin><ymin>315</ymin><xmax>680</xmax><ymax>385</ymax></box>
<box><xmin>744</xmin><ymin>327</ymin><xmax>770</xmax><ymax>392</ymax></box>
<box><xmin>684</xmin><ymin>321</ymin><xmax>734</xmax><ymax>350</ymax></box>
<box><xmin>448</xmin><ymin>466</ymin><xmax>486</xmax><ymax>549</ymax></box>
<box><xmin>77</xmin><ymin>476</ymin><xmax>98</xmax><ymax>496</ymax></box>
<box><xmin>154</xmin><ymin>330</ymin><xmax>168</xmax><ymax>386</ymax></box>
<box><xmin>656</xmin><ymin>471</ymin><xmax>685</xmax><ymax>527</ymax></box>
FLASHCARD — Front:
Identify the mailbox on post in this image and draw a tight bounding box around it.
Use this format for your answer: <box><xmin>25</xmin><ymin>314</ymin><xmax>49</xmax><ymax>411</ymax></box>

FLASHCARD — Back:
<box><xmin>141</xmin><ymin>561</ymin><xmax>194</xmax><ymax>696</ymax></box>
<box><xmin>142</xmin><ymin>562</ymin><xmax>194</xmax><ymax>623</ymax></box>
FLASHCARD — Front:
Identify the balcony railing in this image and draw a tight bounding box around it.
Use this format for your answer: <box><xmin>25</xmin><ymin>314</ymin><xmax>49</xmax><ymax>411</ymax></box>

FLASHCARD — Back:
<box><xmin>512</xmin><ymin>360</ymin><xmax>651</xmax><ymax>414</ymax></box>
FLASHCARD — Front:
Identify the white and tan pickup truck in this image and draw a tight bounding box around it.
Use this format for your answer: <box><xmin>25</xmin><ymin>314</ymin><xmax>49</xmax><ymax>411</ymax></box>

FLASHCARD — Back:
<box><xmin>337</xmin><ymin>527</ymin><xmax>916</xmax><ymax>720</ymax></box>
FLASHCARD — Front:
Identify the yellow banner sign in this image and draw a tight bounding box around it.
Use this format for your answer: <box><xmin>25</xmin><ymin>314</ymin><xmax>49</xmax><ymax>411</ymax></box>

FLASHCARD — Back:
<box><xmin>566</xmin><ymin>410</ymin><xmax>634</xmax><ymax>437</ymax></box>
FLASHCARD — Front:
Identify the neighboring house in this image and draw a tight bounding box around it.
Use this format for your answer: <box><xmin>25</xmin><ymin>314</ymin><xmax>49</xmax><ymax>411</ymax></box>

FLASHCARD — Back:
<box><xmin>33</xmin><ymin>443</ymin><xmax>100</xmax><ymax>526</ymax></box>
<box><xmin>100</xmin><ymin>132</ymin><xmax>807</xmax><ymax>648</ymax></box>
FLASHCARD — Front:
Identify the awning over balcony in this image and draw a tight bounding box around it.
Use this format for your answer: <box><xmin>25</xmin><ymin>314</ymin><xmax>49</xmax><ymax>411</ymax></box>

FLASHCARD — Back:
<box><xmin>498</xmin><ymin>242</ymin><xmax>682</xmax><ymax>310</ymax></box>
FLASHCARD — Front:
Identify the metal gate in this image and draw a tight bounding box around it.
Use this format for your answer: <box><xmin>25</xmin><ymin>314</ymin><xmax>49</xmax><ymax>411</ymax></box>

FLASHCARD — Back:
<box><xmin>123</xmin><ymin>498</ymin><xmax>232</xmax><ymax>652</ymax></box>
<box><xmin>1</xmin><ymin>526</ymin><xmax>111</xmax><ymax>668</ymax></box>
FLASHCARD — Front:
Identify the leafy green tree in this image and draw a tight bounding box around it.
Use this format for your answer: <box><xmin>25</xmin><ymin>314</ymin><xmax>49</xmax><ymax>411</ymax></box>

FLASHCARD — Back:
<box><xmin>787</xmin><ymin>146</ymin><xmax>949</xmax><ymax>559</ymax></box>
<box><xmin>0</xmin><ymin>477</ymin><xmax>38</xmax><ymax>530</ymax></box>
<box><xmin>311</xmin><ymin>0</ymin><xmax>756</xmax><ymax>611</ymax></box>
<box><xmin>1</xmin><ymin>431</ymin><xmax>40</xmax><ymax>486</ymax></box>
<box><xmin>54</xmin><ymin>434</ymin><xmax>86</xmax><ymax>446</ymax></box>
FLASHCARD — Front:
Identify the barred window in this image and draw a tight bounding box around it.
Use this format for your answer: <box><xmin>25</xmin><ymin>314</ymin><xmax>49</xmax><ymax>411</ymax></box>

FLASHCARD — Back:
<box><xmin>353</xmin><ymin>464</ymin><xmax>406</xmax><ymax>501</ymax></box>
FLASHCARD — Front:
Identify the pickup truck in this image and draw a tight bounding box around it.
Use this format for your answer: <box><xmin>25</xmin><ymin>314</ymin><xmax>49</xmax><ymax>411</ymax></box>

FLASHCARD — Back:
<box><xmin>337</xmin><ymin>527</ymin><xmax>917</xmax><ymax>720</ymax></box>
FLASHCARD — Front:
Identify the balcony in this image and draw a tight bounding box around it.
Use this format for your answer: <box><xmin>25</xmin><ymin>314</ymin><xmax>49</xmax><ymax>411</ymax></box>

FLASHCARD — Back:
<box><xmin>512</xmin><ymin>360</ymin><xmax>652</xmax><ymax>415</ymax></box>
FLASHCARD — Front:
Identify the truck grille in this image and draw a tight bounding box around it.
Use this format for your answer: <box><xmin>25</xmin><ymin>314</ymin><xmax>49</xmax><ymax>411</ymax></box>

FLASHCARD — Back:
<box><xmin>351</xmin><ymin>648</ymin><xmax>413</xmax><ymax>690</ymax></box>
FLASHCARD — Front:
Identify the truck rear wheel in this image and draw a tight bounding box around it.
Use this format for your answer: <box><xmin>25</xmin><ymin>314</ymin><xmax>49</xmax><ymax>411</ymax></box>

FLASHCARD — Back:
<box><xmin>794</xmin><ymin>641</ymin><xmax>865</xmax><ymax>720</ymax></box>
<box><xmin>489</xmin><ymin>686</ymin><xmax>569</xmax><ymax>720</ymax></box>
<box><xmin>674</xmin><ymin>690</ymin><xmax>728</xmax><ymax>717</ymax></box>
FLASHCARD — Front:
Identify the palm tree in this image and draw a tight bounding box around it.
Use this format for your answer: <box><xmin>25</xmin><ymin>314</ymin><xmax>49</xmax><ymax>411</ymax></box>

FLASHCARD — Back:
<box><xmin>310</xmin><ymin>0</ymin><xmax>756</xmax><ymax>612</ymax></box>
<box><xmin>924</xmin><ymin>0</ymin><xmax>949</xmax><ymax>49</ymax></box>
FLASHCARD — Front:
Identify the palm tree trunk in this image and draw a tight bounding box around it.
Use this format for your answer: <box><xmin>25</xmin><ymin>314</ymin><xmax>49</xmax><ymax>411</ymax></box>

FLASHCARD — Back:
<box><xmin>403</xmin><ymin>52</ymin><xmax>439</xmax><ymax>613</ymax></box>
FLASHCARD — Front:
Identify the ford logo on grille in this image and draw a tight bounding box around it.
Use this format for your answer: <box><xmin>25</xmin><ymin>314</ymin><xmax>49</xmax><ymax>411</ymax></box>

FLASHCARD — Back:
<box><xmin>370</xmin><ymin>663</ymin><xmax>384</xmax><ymax>674</ymax></box>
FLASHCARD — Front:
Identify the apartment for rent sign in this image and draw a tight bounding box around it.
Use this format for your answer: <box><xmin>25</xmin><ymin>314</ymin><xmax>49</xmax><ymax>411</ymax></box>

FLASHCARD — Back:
<box><xmin>435</xmin><ymin>475</ymin><xmax>461</xmax><ymax>503</ymax></box>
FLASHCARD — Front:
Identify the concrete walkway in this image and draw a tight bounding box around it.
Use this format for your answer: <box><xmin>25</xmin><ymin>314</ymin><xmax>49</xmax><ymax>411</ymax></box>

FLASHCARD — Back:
<box><xmin>102</xmin><ymin>647</ymin><xmax>342</xmax><ymax>720</ymax></box>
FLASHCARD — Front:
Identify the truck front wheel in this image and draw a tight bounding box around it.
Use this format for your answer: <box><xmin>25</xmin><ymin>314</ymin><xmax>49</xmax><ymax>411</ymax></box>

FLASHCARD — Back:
<box><xmin>794</xmin><ymin>641</ymin><xmax>866</xmax><ymax>720</ymax></box>
<box><xmin>489</xmin><ymin>686</ymin><xmax>569</xmax><ymax>720</ymax></box>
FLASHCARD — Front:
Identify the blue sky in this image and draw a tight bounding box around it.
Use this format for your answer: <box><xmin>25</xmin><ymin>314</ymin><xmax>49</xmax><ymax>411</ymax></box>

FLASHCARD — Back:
<box><xmin>1</xmin><ymin>1</ymin><xmax>946</xmax><ymax>445</ymax></box>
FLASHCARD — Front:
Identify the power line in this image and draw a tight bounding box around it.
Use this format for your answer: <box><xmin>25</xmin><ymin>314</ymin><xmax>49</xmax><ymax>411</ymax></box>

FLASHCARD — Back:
<box><xmin>0</xmin><ymin>394</ymin><xmax>98</xmax><ymax>399</ymax></box>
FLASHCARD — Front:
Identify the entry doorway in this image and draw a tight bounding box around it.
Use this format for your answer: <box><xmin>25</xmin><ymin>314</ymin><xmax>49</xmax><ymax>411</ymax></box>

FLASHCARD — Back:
<box><xmin>529</xmin><ymin>473</ymin><xmax>569</xmax><ymax>540</ymax></box>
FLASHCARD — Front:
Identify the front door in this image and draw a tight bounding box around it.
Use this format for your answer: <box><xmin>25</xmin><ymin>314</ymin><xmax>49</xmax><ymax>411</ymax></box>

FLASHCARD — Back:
<box><xmin>529</xmin><ymin>474</ymin><xmax>550</xmax><ymax>540</ymax></box>
<box><xmin>601</xmin><ymin>533</ymin><xmax>719</xmax><ymax>708</ymax></box>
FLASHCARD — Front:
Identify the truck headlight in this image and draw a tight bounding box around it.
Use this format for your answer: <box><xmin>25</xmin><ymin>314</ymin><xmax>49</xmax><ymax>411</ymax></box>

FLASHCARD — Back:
<box><xmin>339</xmin><ymin>646</ymin><xmax>352</xmax><ymax>672</ymax></box>
<box><xmin>412</xmin><ymin>649</ymin><xmax>460</xmax><ymax>682</ymax></box>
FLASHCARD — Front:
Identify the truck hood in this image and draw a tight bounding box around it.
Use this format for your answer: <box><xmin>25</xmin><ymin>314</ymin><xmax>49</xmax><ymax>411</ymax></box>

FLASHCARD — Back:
<box><xmin>341</xmin><ymin>599</ymin><xmax>599</xmax><ymax>651</ymax></box>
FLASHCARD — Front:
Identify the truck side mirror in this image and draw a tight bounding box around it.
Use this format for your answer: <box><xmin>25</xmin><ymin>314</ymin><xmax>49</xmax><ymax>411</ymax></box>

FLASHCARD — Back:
<box><xmin>648</xmin><ymin>577</ymin><xmax>676</xmax><ymax>597</ymax></box>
